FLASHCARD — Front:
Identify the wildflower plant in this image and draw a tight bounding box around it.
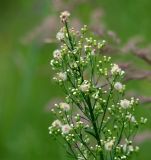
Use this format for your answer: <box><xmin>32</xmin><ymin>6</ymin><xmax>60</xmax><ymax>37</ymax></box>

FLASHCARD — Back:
<box><xmin>49</xmin><ymin>11</ymin><xmax>147</xmax><ymax>160</ymax></box>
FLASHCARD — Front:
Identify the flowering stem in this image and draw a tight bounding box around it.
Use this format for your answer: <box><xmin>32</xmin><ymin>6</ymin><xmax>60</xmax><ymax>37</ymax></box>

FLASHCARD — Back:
<box><xmin>75</xmin><ymin>143</ymin><xmax>87</xmax><ymax>160</ymax></box>
<box><xmin>64</xmin><ymin>21</ymin><xmax>84</xmax><ymax>82</ymax></box>
<box><xmin>64</xmin><ymin>107</ymin><xmax>87</xmax><ymax>160</ymax></box>
<box><xmin>99</xmin><ymin>78</ymin><xmax>115</xmax><ymax>134</ymax></box>
<box><xmin>79</xmin><ymin>133</ymin><xmax>97</xmax><ymax>159</ymax></box>
<box><xmin>117</xmin><ymin>121</ymin><xmax>125</xmax><ymax>145</ymax></box>
<box><xmin>65</xmin><ymin>139</ymin><xmax>77</xmax><ymax>159</ymax></box>
<box><xmin>86</xmin><ymin>96</ymin><xmax>104</xmax><ymax>160</ymax></box>
<box><xmin>65</xmin><ymin>21</ymin><xmax>74</xmax><ymax>50</ymax></box>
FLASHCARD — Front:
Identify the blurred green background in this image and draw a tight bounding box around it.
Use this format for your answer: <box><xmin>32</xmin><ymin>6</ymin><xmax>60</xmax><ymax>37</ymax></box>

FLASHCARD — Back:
<box><xmin>0</xmin><ymin>0</ymin><xmax>151</xmax><ymax>160</ymax></box>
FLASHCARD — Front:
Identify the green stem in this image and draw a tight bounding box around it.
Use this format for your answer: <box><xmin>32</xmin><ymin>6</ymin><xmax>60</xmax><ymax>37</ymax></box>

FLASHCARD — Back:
<box><xmin>64</xmin><ymin>139</ymin><xmax>77</xmax><ymax>159</ymax></box>
<box><xmin>86</xmin><ymin>96</ymin><xmax>104</xmax><ymax>160</ymax></box>
<box><xmin>64</xmin><ymin>21</ymin><xmax>83</xmax><ymax>81</ymax></box>
<box><xmin>64</xmin><ymin>111</ymin><xmax>87</xmax><ymax>160</ymax></box>
<box><xmin>65</xmin><ymin>21</ymin><xmax>74</xmax><ymax>50</ymax></box>
<box><xmin>99</xmin><ymin>77</ymin><xmax>116</xmax><ymax>133</ymax></box>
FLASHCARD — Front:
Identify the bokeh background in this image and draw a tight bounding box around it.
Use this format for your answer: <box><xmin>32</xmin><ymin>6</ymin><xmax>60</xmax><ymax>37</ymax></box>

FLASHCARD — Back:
<box><xmin>0</xmin><ymin>0</ymin><xmax>151</xmax><ymax>160</ymax></box>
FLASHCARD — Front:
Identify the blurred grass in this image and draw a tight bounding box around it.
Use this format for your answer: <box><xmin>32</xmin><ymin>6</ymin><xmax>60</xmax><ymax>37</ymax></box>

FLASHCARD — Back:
<box><xmin>0</xmin><ymin>0</ymin><xmax>151</xmax><ymax>160</ymax></box>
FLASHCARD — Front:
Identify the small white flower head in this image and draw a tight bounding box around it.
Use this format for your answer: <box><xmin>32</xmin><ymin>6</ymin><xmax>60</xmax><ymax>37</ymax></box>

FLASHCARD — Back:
<box><xmin>56</xmin><ymin>31</ymin><xmax>64</xmax><ymax>41</ymax></box>
<box><xmin>91</xmin><ymin>49</ymin><xmax>96</xmax><ymax>56</ymax></box>
<box><xmin>60</xmin><ymin>11</ymin><xmax>70</xmax><ymax>23</ymax></box>
<box><xmin>123</xmin><ymin>144</ymin><xmax>127</xmax><ymax>153</ymax></box>
<box><xmin>62</xmin><ymin>124</ymin><xmax>72</xmax><ymax>134</ymax></box>
<box><xmin>53</xmin><ymin>49</ymin><xmax>62</xmax><ymax>60</ymax></box>
<box><xmin>135</xmin><ymin>146</ymin><xmax>139</xmax><ymax>152</ymax></box>
<box><xmin>57</xmin><ymin>72</ymin><xmax>67</xmax><ymax>81</ymax></box>
<box><xmin>70</xmin><ymin>62</ymin><xmax>78</xmax><ymax>69</ymax></box>
<box><xmin>121</xmin><ymin>155</ymin><xmax>127</xmax><ymax>159</ymax></box>
<box><xmin>52</xmin><ymin>119</ymin><xmax>62</xmax><ymax>128</ymax></box>
<box><xmin>79</xmin><ymin>81</ymin><xmax>90</xmax><ymax>92</ymax></box>
<box><xmin>140</xmin><ymin>117</ymin><xmax>148</xmax><ymax>124</ymax></box>
<box><xmin>128</xmin><ymin>145</ymin><xmax>134</xmax><ymax>152</ymax></box>
<box><xmin>105</xmin><ymin>140</ymin><xmax>114</xmax><ymax>151</ymax></box>
<box><xmin>126</xmin><ymin>114</ymin><xmax>136</xmax><ymax>122</ymax></box>
<box><xmin>59</xmin><ymin>102</ymin><xmax>70</xmax><ymax>111</ymax></box>
<box><xmin>120</xmin><ymin>99</ymin><xmax>131</xmax><ymax>109</ymax></box>
<box><xmin>123</xmin><ymin>143</ymin><xmax>134</xmax><ymax>153</ymax></box>
<box><xmin>130</xmin><ymin>116</ymin><xmax>136</xmax><ymax>123</ymax></box>
<box><xmin>114</xmin><ymin>82</ymin><xmax>124</xmax><ymax>92</ymax></box>
<box><xmin>92</xmin><ymin>91</ymin><xmax>99</xmax><ymax>99</ymax></box>
<box><xmin>111</xmin><ymin>64</ymin><xmax>124</xmax><ymax>75</ymax></box>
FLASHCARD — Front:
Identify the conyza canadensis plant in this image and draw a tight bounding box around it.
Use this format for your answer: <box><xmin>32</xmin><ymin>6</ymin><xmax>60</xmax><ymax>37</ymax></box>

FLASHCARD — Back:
<box><xmin>49</xmin><ymin>11</ymin><xmax>147</xmax><ymax>160</ymax></box>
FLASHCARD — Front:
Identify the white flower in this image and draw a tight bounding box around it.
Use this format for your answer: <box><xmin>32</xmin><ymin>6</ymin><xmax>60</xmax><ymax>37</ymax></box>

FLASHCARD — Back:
<box><xmin>128</xmin><ymin>145</ymin><xmax>134</xmax><ymax>152</ymax></box>
<box><xmin>123</xmin><ymin>144</ymin><xmax>134</xmax><ymax>153</ymax></box>
<box><xmin>123</xmin><ymin>144</ymin><xmax>127</xmax><ymax>153</ymax></box>
<box><xmin>62</xmin><ymin>124</ymin><xmax>72</xmax><ymax>134</ymax></box>
<box><xmin>60</xmin><ymin>11</ymin><xmax>70</xmax><ymax>22</ymax></box>
<box><xmin>130</xmin><ymin>116</ymin><xmax>136</xmax><ymax>122</ymax></box>
<box><xmin>114</xmin><ymin>82</ymin><xmax>124</xmax><ymax>91</ymax></box>
<box><xmin>120</xmin><ymin>99</ymin><xmax>130</xmax><ymax>109</ymax></box>
<box><xmin>105</xmin><ymin>140</ymin><xmax>114</xmax><ymax>151</ymax></box>
<box><xmin>140</xmin><ymin>117</ymin><xmax>148</xmax><ymax>124</ymax></box>
<box><xmin>126</xmin><ymin>114</ymin><xmax>136</xmax><ymax>122</ymax></box>
<box><xmin>56</xmin><ymin>31</ymin><xmax>64</xmax><ymax>41</ymax></box>
<box><xmin>52</xmin><ymin>119</ymin><xmax>62</xmax><ymax>128</ymax></box>
<box><xmin>59</xmin><ymin>102</ymin><xmax>70</xmax><ymax>111</ymax></box>
<box><xmin>70</xmin><ymin>62</ymin><xmax>78</xmax><ymax>69</ymax></box>
<box><xmin>92</xmin><ymin>91</ymin><xmax>99</xmax><ymax>99</ymax></box>
<box><xmin>121</xmin><ymin>155</ymin><xmax>127</xmax><ymax>159</ymax></box>
<box><xmin>91</xmin><ymin>49</ymin><xmax>96</xmax><ymax>56</ymax></box>
<box><xmin>53</xmin><ymin>49</ymin><xmax>62</xmax><ymax>60</ymax></box>
<box><xmin>135</xmin><ymin>146</ymin><xmax>139</xmax><ymax>151</ymax></box>
<box><xmin>58</xmin><ymin>72</ymin><xmax>67</xmax><ymax>81</ymax></box>
<box><xmin>111</xmin><ymin>64</ymin><xmax>124</xmax><ymax>75</ymax></box>
<box><xmin>79</xmin><ymin>81</ymin><xmax>90</xmax><ymax>92</ymax></box>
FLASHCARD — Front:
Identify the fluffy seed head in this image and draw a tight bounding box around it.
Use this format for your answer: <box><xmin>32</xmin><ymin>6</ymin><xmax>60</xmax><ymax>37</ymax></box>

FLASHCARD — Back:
<box><xmin>111</xmin><ymin>64</ymin><xmax>122</xmax><ymax>75</ymax></box>
<box><xmin>105</xmin><ymin>140</ymin><xmax>114</xmax><ymax>151</ymax></box>
<box><xmin>52</xmin><ymin>119</ymin><xmax>62</xmax><ymax>128</ymax></box>
<box><xmin>62</xmin><ymin>124</ymin><xmax>72</xmax><ymax>134</ymax></box>
<box><xmin>56</xmin><ymin>31</ymin><xmax>64</xmax><ymax>41</ymax></box>
<box><xmin>120</xmin><ymin>99</ymin><xmax>130</xmax><ymax>109</ymax></box>
<box><xmin>114</xmin><ymin>82</ymin><xmax>124</xmax><ymax>92</ymax></box>
<box><xmin>59</xmin><ymin>102</ymin><xmax>70</xmax><ymax>111</ymax></box>
<box><xmin>60</xmin><ymin>11</ymin><xmax>70</xmax><ymax>23</ymax></box>
<box><xmin>53</xmin><ymin>49</ymin><xmax>62</xmax><ymax>60</ymax></box>
<box><xmin>79</xmin><ymin>81</ymin><xmax>90</xmax><ymax>92</ymax></box>
<box><xmin>58</xmin><ymin>72</ymin><xmax>67</xmax><ymax>81</ymax></box>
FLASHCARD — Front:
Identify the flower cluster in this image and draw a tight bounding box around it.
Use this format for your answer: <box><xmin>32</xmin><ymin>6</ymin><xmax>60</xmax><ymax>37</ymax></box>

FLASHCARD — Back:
<box><xmin>49</xmin><ymin>11</ymin><xmax>146</xmax><ymax>160</ymax></box>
